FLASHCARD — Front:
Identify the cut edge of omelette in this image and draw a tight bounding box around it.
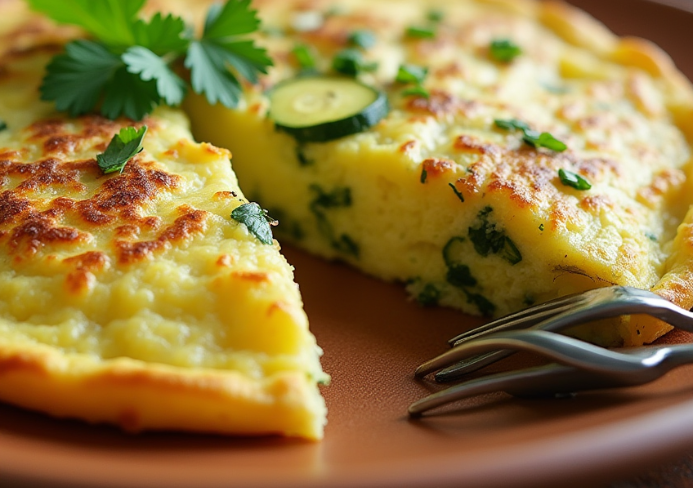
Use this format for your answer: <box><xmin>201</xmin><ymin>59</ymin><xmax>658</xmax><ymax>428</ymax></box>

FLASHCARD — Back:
<box><xmin>183</xmin><ymin>0</ymin><xmax>693</xmax><ymax>347</ymax></box>
<box><xmin>0</xmin><ymin>5</ymin><xmax>327</xmax><ymax>440</ymax></box>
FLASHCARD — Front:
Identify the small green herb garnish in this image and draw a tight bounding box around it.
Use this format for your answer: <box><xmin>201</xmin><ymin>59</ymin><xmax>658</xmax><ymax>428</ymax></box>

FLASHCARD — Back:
<box><xmin>401</xmin><ymin>85</ymin><xmax>430</xmax><ymax>99</ymax></box>
<box><xmin>0</xmin><ymin>120</ymin><xmax>6</xmax><ymax>131</ymax></box>
<box><xmin>405</xmin><ymin>25</ymin><xmax>436</xmax><ymax>39</ymax></box>
<box><xmin>539</xmin><ymin>223</ymin><xmax>545</xmax><ymax>231</ymax></box>
<box><xmin>332</xmin><ymin>48</ymin><xmax>378</xmax><ymax>76</ymax></box>
<box><xmin>231</xmin><ymin>202</ymin><xmax>277</xmax><ymax>245</ymax></box>
<box><xmin>447</xmin><ymin>264</ymin><xmax>477</xmax><ymax>288</ymax></box>
<box><xmin>494</xmin><ymin>118</ymin><xmax>567</xmax><ymax>152</ymax></box>
<box><xmin>292</xmin><ymin>44</ymin><xmax>317</xmax><ymax>71</ymax></box>
<box><xmin>420</xmin><ymin>167</ymin><xmax>428</xmax><ymax>183</ymax></box>
<box><xmin>494</xmin><ymin>118</ymin><xmax>530</xmax><ymax>132</ymax></box>
<box><xmin>489</xmin><ymin>39</ymin><xmax>522</xmax><ymax>62</ymax></box>
<box><xmin>427</xmin><ymin>9</ymin><xmax>444</xmax><ymax>22</ymax></box>
<box><xmin>449</xmin><ymin>182</ymin><xmax>465</xmax><ymax>202</ymax></box>
<box><xmin>28</xmin><ymin>0</ymin><xmax>272</xmax><ymax>120</ymax></box>
<box><xmin>309</xmin><ymin>185</ymin><xmax>358</xmax><ymax>257</ymax></box>
<box><xmin>468</xmin><ymin>207</ymin><xmax>522</xmax><ymax>265</ymax></box>
<box><xmin>96</xmin><ymin>126</ymin><xmax>147</xmax><ymax>174</ymax></box>
<box><xmin>558</xmin><ymin>169</ymin><xmax>592</xmax><ymax>191</ymax></box>
<box><xmin>348</xmin><ymin>29</ymin><xmax>376</xmax><ymax>49</ymax></box>
<box><xmin>523</xmin><ymin>131</ymin><xmax>567</xmax><ymax>152</ymax></box>
<box><xmin>396</xmin><ymin>64</ymin><xmax>428</xmax><ymax>84</ymax></box>
<box><xmin>416</xmin><ymin>283</ymin><xmax>441</xmax><ymax>307</ymax></box>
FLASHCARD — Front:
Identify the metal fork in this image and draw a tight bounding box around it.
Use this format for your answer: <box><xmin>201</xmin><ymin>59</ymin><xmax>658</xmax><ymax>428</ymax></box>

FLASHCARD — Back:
<box><xmin>418</xmin><ymin>286</ymin><xmax>693</xmax><ymax>382</ymax></box>
<box><xmin>409</xmin><ymin>329</ymin><xmax>693</xmax><ymax>417</ymax></box>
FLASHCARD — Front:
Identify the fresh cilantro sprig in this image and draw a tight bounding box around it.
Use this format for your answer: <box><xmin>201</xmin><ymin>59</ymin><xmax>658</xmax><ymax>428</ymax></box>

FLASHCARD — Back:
<box><xmin>231</xmin><ymin>202</ymin><xmax>277</xmax><ymax>245</ymax></box>
<box><xmin>96</xmin><ymin>126</ymin><xmax>147</xmax><ymax>174</ymax></box>
<box><xmin>28</xmin><ymin>0</ymin><xmax>272</xmax><ymax>121</ymax></box>
<box><xmin>494</xmin><ymin>118</ymin><xmax>567</xmax><ymax>152</ymax></box>
<box><xmin>397</xmin><ymin>64</ymin><xmax>429</xmax><ymax>99</ymax></box>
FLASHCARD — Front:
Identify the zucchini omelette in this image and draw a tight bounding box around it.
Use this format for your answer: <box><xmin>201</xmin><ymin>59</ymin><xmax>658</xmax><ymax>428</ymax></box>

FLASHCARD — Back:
<box><xmin>1</xmin><ymin>0</ymin><xmax>693</xmax><ymax>438</ymax></box>
<box><xmin>183</xmin><ymin>0</ymin><xmax>693</xmax><ymax>347</ymax></box>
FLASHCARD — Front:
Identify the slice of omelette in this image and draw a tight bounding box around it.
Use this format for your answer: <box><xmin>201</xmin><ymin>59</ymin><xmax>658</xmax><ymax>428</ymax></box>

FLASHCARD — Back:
<box><xmin>183</xmin><ymin>0</ymin><xmax>693</xmax><ymax>347</ymax></box>
<box><xmin>0</xmin><ymin>4</ymin><xmax>327</xmax><ymax>439</ymax></box>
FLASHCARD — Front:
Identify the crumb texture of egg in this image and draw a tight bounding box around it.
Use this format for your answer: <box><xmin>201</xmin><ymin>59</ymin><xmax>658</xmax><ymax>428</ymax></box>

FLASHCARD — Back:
<box><xmin>182</xmin><ymin>0</ymin><xmax>693</xmax><ymax>347</ymax></box>
<box><xmin>0</xmin><ymin>2</ymin><xmax>327</xmax><ymax>440</ymax></box>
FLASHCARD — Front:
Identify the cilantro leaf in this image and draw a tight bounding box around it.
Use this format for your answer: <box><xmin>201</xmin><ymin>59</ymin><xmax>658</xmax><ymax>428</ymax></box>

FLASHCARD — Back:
<box><xmin>27</xmin><ymin>0</ymin><xmax>145</xmax><ymax>48</ymax></box>
<box><xmin>186</xmin><ymin>41</ymin><xmax>243</xmax><ymax>107</ymax></box>
<box><xmin>203</xmin><ymin>0</ymin><xmax>261</xmax><ymax>38</ymax></box>
<box><xmin>490</xmin><ymin>39</ymin><xmax>522</xmax><ymax>62</ymax></box>
<box><xmin>231</xmin><ymin>202</ymin><xmax>277</xmax><ymax>245</ymax></box>
<box><xmin>40</xmin><ymin>40</ymin><xmax>122</xmax><ymax>117</ymax></box>
<box><xmin>558</xmin><ymin>169</ymin><xmax>592</xmax><ymax>190</ymax></box>
<box><xmin>101</xmin><ymin>67</ymin><xmax>160</xmax><ymax>121</ymax></box>
<box><xmin>131</xmin><ymin>13</ymin><xmax>190</xmax><ymax>55</ymax></box>
<box><xmin>187</xmin><ymin>2</ymin><xmax>272</xmax><ymax>107</ymax></box>
<box><xmin>123</xmin><ymin>46</ymin><xmax>187</xmax><ymax>106</ymax></box>
<box><xmin>401</xmin><ymin>85</ymin><xmax>430</xmax><ymax>98</ymax></box>
<box><xmin>96</xmin><ymin>126</ymin><xmax>147</xmax><ymax>174</ymax></box>
<box><xmin>406</xmin><ymin>26</ymin><xmax>436</xmax><ymax>39</ymax></box>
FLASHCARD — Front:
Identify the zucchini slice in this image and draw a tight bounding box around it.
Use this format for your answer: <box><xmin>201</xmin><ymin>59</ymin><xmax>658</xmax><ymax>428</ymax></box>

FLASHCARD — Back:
<box><xmin>269</xmin><ymin>76</ymin><xmax>389</xmax><ymax>143</ymax></box>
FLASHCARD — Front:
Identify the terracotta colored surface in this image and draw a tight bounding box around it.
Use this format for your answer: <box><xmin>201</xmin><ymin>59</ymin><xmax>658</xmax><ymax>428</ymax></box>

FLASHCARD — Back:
<box><xmin>2</xmin><ymin>1</ymin><xmax>693</xmax><ymax>487</ymax></box>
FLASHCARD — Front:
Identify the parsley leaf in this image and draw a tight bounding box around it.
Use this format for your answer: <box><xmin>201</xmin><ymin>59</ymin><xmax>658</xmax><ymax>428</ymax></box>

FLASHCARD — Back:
<box><xmin>27</xmin><ymin>0</ymin><xmax>145</xmax><ymax>48</ymax></box>
<box><xmin>123</xmin><ymin>46</ymin><xmax>187</xmax><ymax>106</ymax></box>
<box><xmin>332</xmin><ymin>49</ymin><xmax>378</xmax><ymax>76</ymax></box>
<box><xmin>30</xmin><ymin>0</ymin><xmax>272</xmax><ymax>119</ymax></box>
<box><xmin>396</xmin><ymin>64</ymin><xmax>428</xmax><ymax>84</ymax></box>
<box><xmin>40</xmin><ymin>41</ymin><xmax>121</xmax><ymax>117</ymax></box>
<box><xmin>523</xmin><ymin>130</ymin><xmax>567</xmax><ymax>152</ymax></box>
<box><xmin>348</xmin><ymin>30</ymin><xmax>376</xmax><ymax>49</ymax></box>
<box><xmin>96</xmin><ymin>126</ymin><xmax>147</xmax><ymax>174</ymax></box>
<box><xmin>490</xmin><ymin>39</ymin><xmax>522</xmax><ymax>62</ymax></box>
<box><xmin>558</xmin><ymin>169</ymin><xmax>592</xmax><ymax>190</ymax></box>
<box><xmin>231</xmin><ymin>202</ymin><xmax>277</xmax><ymax>245</ymax></box>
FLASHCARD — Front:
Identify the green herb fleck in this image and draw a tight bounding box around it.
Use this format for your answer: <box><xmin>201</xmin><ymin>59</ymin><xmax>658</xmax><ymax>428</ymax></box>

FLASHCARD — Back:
<box><xmin>449</xmin><ymin>182</ymin><xmax>464</xmax><ymax>203</ymax></box>
<box><xmin>468</xmin><ymin>207</ymin><xmax>522</xmax><ymax>265</ymax></box>
<box><xmin>446</xmin><ymin>264</ymin><xmax>477</xmax><ymax>288</ymax></box>
<box><xmin>292</xmin><ymin>44</ymin><xmax>316</xmax><ymax>71</ymax></box>
<box><xmin>0</xmin><ymin>120</ymin><xmax>6</xmax><ymax>131</ymax></box>
<box><xmin>558</xmin><ymin>169</ymin><xmax>592</xmax><ymax>190</ymax></box>
<box><xmin>420</xmin><ymin>167</ymin><xmax>428</xmax><ymax>183</ymax></box>
<box><xmin>539</xmin><ymin>223</ymin><xmax>545</xmax><ymax>231</ymax></box>
<box><xmin>443</xmin><ymin>236</ymin><xmax>466</xmax><ymax>269</ymax></box>
<box><xmin>406</xmin><ymin>25</ymin><xmax>436</xmax><ymax>39</ymax></box>
<box><xmin>231</xmin><ymin>202</ymin><xmax>277</xmax><ymax>245</ymax></box>
<box><xmin>29</xmin><ymin>0</ymin><xmax>272</xmax><ymax>120</ymax></box>
<box><xmin>645</xmin><ymin>231</ymin><xmax>657</xmax><ymax>242</ymax></box>
<box><xmin>96</xmin><ymin>125</ymin><xmax>147</xmax><ymax>174</ymax></box>
<box><xmin>396</xmin><ymin>64</ymin><xmax>428</xmax><ymax>84</ymax></box>
<box><xmin>309</xmin><ymin>185</ymin><xmax>358</xmax><ymax>257</ymax></box>
<box><xmin>489</xmin><ymin>39</ymin><xmax>522</xmax><ymax>62</ymax></box>
<box><xmin>332</xmin><ymin>48</ymin><xmax>378</xmax><ymax>76</ymax></box>
<box><xmin>494</xmin><ymin>118</ymin><xmax>530</xmax><ymax>132</ymax></box>
<box><xmin>523</xmin><ymin>130</ymin><xmax>567</xmax><ymax>152</ymax></box>
<box><xmin>295</xmin><ymin>144</ymin><xmax>314</xmax><ymax>166</ymax></box>
<box><xmin>464</xmin><ymin>290</ymin><xmax>495</xmax><ymax>316</ymax></box>
<box><xmin>416</xmin><ymin>283</ymin><xmax>441</xmax><ymax>307</ymax></box>
<box><xmin>348</xmin><ymin>29</ymin><xmax>376</xmax><ymax>49</ymax></box>
<box><xmin>401</xmin><ymin>85</ymin><xmax>430</xmax><ymax>98</ymax></box>
<box><xmin>427</xmin><ymin>9</ymin><xmax>444</xmax><ymax>22</ymax></box>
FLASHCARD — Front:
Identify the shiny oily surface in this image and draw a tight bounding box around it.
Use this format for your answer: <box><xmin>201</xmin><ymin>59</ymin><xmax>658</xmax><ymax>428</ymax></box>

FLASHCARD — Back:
<box><xmin>4</xmin><ymin>0</ymin><xmax>693</xmax><ymax>487</ymax></box>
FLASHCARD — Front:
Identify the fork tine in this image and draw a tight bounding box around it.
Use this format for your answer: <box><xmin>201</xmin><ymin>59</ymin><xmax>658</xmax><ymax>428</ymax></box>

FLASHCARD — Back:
<box><xmin>434</xmin><ymin>350</ymin><xmax>514</xmax><ymax>382</ymax></box>
<box><xmin>447</xmin><ymin>291</ymin><xmax>591</xmax><ymax>346</ymax></box>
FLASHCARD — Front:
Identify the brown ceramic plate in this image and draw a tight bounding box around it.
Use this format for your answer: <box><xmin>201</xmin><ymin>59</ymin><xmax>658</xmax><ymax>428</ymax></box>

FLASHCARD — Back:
<box><xmin>3</xmin><ymin>1</ymin><xmax>693</xmax><ymax>487</ymax></box>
